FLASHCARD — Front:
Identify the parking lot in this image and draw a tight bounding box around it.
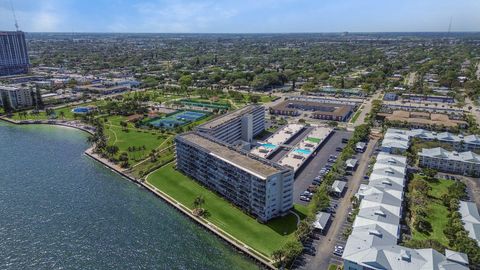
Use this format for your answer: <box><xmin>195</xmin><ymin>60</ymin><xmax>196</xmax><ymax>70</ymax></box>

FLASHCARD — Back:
<box><xmin>291</xmin><ymin>138</ymin><xmax>379</xmax><ymax>270</ymax></box>
<box><xmin>293</xmin><ymin>130</ymin><xmax>352</xmax><ymax>205</ymax></box>
<box><xmin>291</xmin><ymin>196</ymin><xmax>354</xmax><ymax>270</ymax></box>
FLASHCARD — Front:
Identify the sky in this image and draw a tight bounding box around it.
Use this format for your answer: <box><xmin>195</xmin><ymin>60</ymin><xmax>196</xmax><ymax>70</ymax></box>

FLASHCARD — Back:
<box><xmin>0</xmin><ymin>0</ymin><xmax>479</xmax><ymax>33</ymax></box>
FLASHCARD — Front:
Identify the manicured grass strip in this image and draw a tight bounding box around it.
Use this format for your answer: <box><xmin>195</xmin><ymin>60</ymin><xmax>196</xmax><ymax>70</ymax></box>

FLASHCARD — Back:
<box><xmin>351</xmin><ymin>108</ymin><xmax>362</xmax><ymax>123</ymax></box>
<box><xmin>306</xmin><ymin>137</ymin><xmax>321</xmax><ymax>143</ymax></box>
<box><xmin>328</xmin><ymin>264</ymin><xmax>339</xmax><ymax>270</ymax></box>
<box><xmin>147</xmin><ymin>164</ymin><xmax>299</xmax><ymax>257</ymax></box>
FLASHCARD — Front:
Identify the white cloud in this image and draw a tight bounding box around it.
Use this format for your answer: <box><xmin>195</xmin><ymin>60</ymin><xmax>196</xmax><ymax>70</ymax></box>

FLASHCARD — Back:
<box><xmin>0</xmin><ymin>0</ymin><xmax>64</xmax><ymax>32</ymax></box>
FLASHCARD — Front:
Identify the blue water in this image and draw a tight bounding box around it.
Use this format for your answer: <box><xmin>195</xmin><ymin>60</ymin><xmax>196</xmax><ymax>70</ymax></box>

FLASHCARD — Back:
<box><xmin>261</xmin><ymin>143</ymin><xmax>277</xmax><ymax>149</ymax></box>
<box><xmin>294</xmin><ymin>148</ymin><xmax>312</xmax><ymax>155</ymax></box>
<box><xmin>0</xmin><ymin>122</ymin><xmax>258</xmax><ymax>270</ymax></box>
<box><xmin>72</xmin><ymin>107</ymin><xmax>91</xmax><ymax>113</ymax></box>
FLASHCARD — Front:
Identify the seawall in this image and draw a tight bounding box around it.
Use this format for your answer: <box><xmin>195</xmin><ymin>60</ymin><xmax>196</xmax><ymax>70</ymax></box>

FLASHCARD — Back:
<box><xmin>0</xmin><ymin>116</ymin><xmax>276</xmax><ymax>269</ymax></box>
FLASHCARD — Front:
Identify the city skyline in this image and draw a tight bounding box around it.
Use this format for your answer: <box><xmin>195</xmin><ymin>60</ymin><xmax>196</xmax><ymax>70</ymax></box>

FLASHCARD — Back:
<box><xmin>1</xmin><ymin>0</ymin><xmax>480</xmax><ymax>33</ymax></box>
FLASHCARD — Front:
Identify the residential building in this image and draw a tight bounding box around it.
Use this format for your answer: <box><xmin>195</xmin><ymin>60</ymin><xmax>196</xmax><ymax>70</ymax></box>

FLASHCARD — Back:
<box><xmin>383</xmin><ymin>92</ymin><xmax>397</xmax><ymax>101</ymax></box>
<box><xmin>343</xmin><ymin>149</ymin><xmax>469</xmax><ymax>270</ymax></box>
<box><xmin>0</xmin><ymin>31</ymin><xmax>29</xmax><ymax>76</ymax></box>
<box><xmin>459</xmin><ymin>201</ymin><xmax>480</xmax><ymax>246</ymax></box>
<box><xmin>175</xmin><ymin>132</ymin><xmax>293</xmax><ymax>222</ymax></box>
<box><xmin>269</xmin><ymin>100</ymin><xmax>353</xmax><ymax>122</ymax></box>
<box><xmin>197</xmin><ymin>105</ymin><xmax>265</xmax><ymax>144</ymax></box>
<box><xmin>377</xmin><ymin>110</ymin><xmax>468</xmax><ymax>129</ymax></box>
<box><xmin>410</xmin><ymin>129</ymin><xmax>480</xmax><ymax>152</ymax></box>
<box><xmin>277</xmin><ymin>127</ymin><xmax>333</xmax><ymax>172</ymax></box>
<box><xmin>418</xmin><ymin>147</ymin><xmax>480</xmax><ymax>177</ymax></box>
<box><xmin>0</xmin><ymin>85</ymin><xmax>33</xmax><ymax>109</ymax></box>
<box><xmin>381</xmin><ymin>128</ymin><xmax>411</xmax><ymax>153</ymax></box>
<box><xmin>401</xmin><ymin>94</ymin><xmax>455</xmax><ymax>103</ymax></box>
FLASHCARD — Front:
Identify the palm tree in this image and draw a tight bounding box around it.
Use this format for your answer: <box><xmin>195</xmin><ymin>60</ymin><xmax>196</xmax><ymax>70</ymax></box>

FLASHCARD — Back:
<box><xmin>59</xmin><ymin>111</ymin><xmax>65</xmax><ymax>120</ymax></box>
<box><xmin>192</xmin><ymin>195</ymin><xmax>206</xmax><ymax>216</ymax></box>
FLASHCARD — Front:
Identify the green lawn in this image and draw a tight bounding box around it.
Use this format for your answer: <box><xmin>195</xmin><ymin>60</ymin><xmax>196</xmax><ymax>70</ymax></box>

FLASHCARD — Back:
<box><xmin>11</xmin><ymin>105</ymin><xmax>79</xmax><ymax>121</ymax></box>
<box><xmin>411</xmin><ymin>202</ymin><xmax>450</xmax><ymax>246</ymax></box>
<box><xmin>147</xmin><ymin>163</ymin><xmax>301</xmax><ymax>257</ymax></box>
<box><xmin>328</xmin><ymin>264</ymin><xmax>339</xmax><ymax>270</ymax></box>
<box><xmin>10</xmin><ymin>101</ymin><xmax>107</xmax><ymax>121</ymax></box>
<box><xmin>410</xmin><ymin>175</ymin><xmax>455</xmax><ymax>246</ymax></box>
<box><xmin>103</xmin><ymin>116</ymin><xmax>169</xmax><ymax>163</ymax></box>
<box><xmin>428</xmin><ymin>178</ymin><xmax>455</xmax><ymax>199</ymax></box>
<box><xmin>351</xmin><ymin>108</ymin><xmax>362</xmax><ymax>123</ymax></box>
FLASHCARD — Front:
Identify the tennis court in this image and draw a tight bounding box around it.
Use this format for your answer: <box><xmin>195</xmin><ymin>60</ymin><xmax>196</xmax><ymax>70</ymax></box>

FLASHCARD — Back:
<box><xmin>147</xmin><ymin>110</ymin><xmax>209</xmax><ymax>129</ymax></box>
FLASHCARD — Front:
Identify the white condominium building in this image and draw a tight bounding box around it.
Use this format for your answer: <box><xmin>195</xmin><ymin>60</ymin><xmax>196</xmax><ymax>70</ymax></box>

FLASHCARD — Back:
<box><xmin>418</xmin><ymin>147</ymin><xmax>480</xmax><ymax>177</ymax></box>
<box><xmin>0</xmin><ymin>85</ymin><xmax>33</xmax><ymax>109</ymax></box>
<box><xmin>343</xmin><ymin>149</ymin><xmax>469</xmax><ymax>270</ymax></box>
<box><xmin>175</xmin><ymin>132</ymin><xmax>294</xmax><ymax>222</ymax></box>
<box><xmin>196</xmin><ymin>105</ymin><xmax>265</xmax><ymax>144</ymax></box>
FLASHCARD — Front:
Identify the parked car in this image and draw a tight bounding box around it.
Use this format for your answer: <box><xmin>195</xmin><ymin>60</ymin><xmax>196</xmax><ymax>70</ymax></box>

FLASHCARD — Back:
<box><xmin>302</xmin><ymin>190</ymin><xmax>313</xmax><ymax>196</ymax></box>
<box><xmin>333</xmin><ymin>247</ymin><xmax>344</xmax><ymax>256</ymax></box>
<box><xmin>364</xmin><ymin>175</ymin><xmax>369</xmax><ymax>180</ymax></box>
<box><xmin>300</xmin><ymin>195</ymin><xmax>310</xmax><ymax>202</ymax></box>
<box><xmin>304</xmin><ymin>247</ymin><xmax>316</xmax><ymax>256</ymax></box>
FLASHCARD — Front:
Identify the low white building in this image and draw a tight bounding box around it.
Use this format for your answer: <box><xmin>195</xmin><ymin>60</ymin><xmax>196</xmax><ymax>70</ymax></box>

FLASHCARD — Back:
<box><xmin>343</xmin><ymin>149</ymin><xmax>470</xmax><ymax>270</ymax></box>
<box><xmin>459</xmin><ymin>201</ymin><xmax>480</xmax><ymax>246</ymax></box>
<box><xmin>418</xmin><ymin>147</ymin><xmax>480</xmax><ymax>177</ymax></box>
<box><xmin>381</xmin><ymin>128</ymin><xmax>411</xmax><ymax>153</ymax></box>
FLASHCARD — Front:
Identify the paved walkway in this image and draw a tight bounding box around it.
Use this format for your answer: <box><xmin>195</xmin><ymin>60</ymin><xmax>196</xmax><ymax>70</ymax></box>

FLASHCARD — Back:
<box><xmin>351</xmin><ymin>92</ymin><xmax>381</xmax><ymax>127</ymax></box>
<box><xmin>299</xmin><ymin>137</ymin><xmax>378</xmax><ymax>270</ymax></box>
<box><xmin>460</xmin><ymin>175</ymin><xmax>480</xmax><ymax>209</ymax></box>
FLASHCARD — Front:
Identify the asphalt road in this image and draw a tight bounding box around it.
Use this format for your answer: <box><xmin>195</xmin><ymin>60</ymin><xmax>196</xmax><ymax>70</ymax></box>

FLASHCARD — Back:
<box><xmin>293</xmin><ymin>137</ymin><xmax>378</xmax><ymax>270</ymax></box>
<box><xmin>293</xmin><ymin>130</ymin><xmax>352</xmax><ymax>205</ymax></box>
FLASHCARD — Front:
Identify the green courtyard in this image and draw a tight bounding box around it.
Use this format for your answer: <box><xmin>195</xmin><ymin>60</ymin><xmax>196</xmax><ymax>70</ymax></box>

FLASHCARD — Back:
<box><xmin>410</xmin><ymin>175</ymin><xmax>456</xmax><ymax>247</ymax></box>
<box><xmin>146</xmin><ymin>163</ymin><xmax>304</xmax><ymax>257</ymax></box>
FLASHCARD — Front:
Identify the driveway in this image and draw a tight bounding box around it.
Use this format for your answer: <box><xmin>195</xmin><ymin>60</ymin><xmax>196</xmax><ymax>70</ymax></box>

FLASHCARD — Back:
<box><xmin>294</xmin><ymin>137</ymin><xmax>378</xmax><ymax>270</ymax></box>
<box><xmin>293</xmin><ymin>130</ymin><xmax>352</xmax><ymax>205</ymax></box>
<box><xmin>351</xmin><ymin>92</ymin><xmax>381</xmax><ymax>127</ymax></box>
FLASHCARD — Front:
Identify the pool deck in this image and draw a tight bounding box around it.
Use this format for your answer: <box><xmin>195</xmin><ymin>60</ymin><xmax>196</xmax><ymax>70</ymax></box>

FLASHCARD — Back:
<box><xmin>278</xmin><ymin>126</ymin><xmax>333</xmax><ymax>172</ymax></box>
<box><xmin>250</xmin><ymin>123</ymin><xmax>304</xmax><ymax>159</ymax></box>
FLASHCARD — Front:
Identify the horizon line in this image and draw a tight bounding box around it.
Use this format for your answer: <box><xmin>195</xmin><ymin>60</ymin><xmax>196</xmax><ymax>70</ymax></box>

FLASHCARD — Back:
<box><xmin>9</xmin><ymin>30</ymin><xmax>480</xmax><ymax>35</ymax></box>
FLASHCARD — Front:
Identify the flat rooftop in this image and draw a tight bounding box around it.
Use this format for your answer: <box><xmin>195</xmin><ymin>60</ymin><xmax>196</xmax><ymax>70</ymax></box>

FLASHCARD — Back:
<box><xmin>0</xmin><ymin>85</ymin><xmax>20</xmax><ymax>91</ymax></box>
<box><xmin>278</xmin><ymin>127</ymin><xmax>333</xmax><ymax>171</ymax></box>
<box><xmin>198</xmin><ymin>105</ymin><xmax>260</xmax><ymax>130</ymax></box>
<box><xmin>272</xmin><ymin>100</ymin><xmax>353</xmax><ymax>117</ymax></box>
<box><xmin>379</xmin><ymin>110</ymin><xmax>467</xmax><ymax>128</ymax></box>
<box><xmin>179</xmin><ymin>132</ymin><xmax>282</xmax><ymax>179</ymax></box>
<box><xmin>250</xmin><ymin>124</ymin><xmax>304</xmax><ymax>159</ymax></box>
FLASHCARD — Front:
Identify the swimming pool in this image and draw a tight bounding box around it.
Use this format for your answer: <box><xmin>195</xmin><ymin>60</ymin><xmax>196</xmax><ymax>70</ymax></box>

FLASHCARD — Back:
<box><xmin>261</xmin><ymin>143</ymin><xmax>277</xmax><ymax>149</ymax></box>
<box><xmin>294</xmin><ymin>148</ymin><xmax>312</xmax><ymax>155</ymax></box>
<box><xmin>72</xmin><ymin>107</ymin><xmax>93</xmax><ymax>114</ymax></box>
